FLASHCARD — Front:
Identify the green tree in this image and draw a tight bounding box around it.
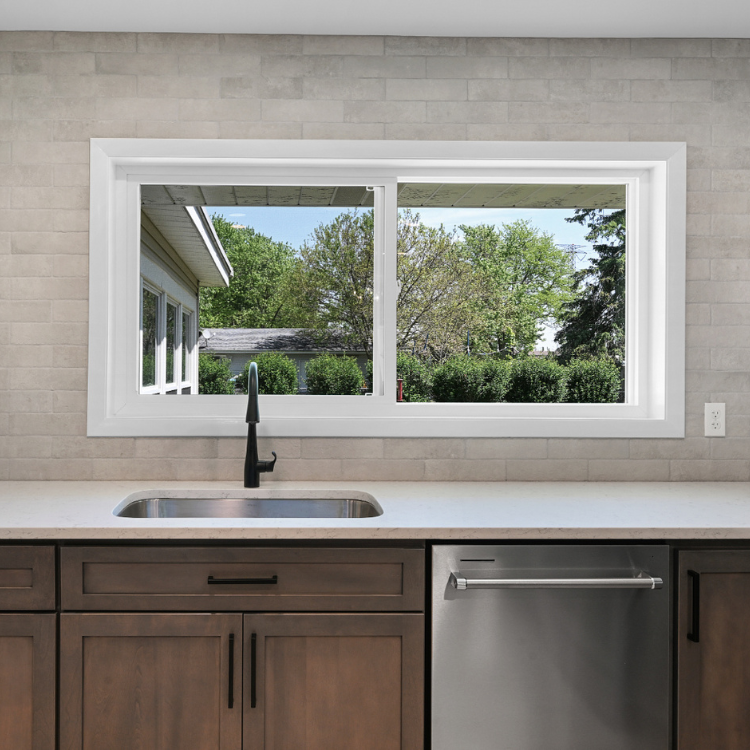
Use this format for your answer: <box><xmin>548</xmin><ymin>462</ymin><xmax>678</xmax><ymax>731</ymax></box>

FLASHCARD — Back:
<box><xmin>199</xmin><ymin>216</ymin><xmax>310</xmax><ymax>329</ymax></box>
<box><xmin>236</xmin><ymin>352</ymin><xmax>299</xmax><ymax>395</ymax></box>
<box><xmin>198</xmin><ymin>354</ymin><xmax>234</xmax><ymax>394</ymax></box>
<box><xmin>554</xmin><ymin>209</ymin><xmax>626</xmax><ymax>364</ymax></box>
<box><xmin>459</xmin><ymin>220</ymin><xmax>575</xmax><ymax>356</ymax></box>
<box><xmin>305</xmin><ymin>354</ymin><xmax>364</xmax><ymax>395</ymax></box>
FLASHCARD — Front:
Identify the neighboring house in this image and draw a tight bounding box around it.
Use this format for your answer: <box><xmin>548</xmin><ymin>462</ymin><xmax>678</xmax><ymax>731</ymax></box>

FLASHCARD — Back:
<box><xmin>140</xmin><ymin>205</ymin><xmax>232</xmax><ymax>395</ymax></box>
<box><xmin>198</xmin><ymin>328</ymin><xmax>369</xmax><ymax>392</ymax></box>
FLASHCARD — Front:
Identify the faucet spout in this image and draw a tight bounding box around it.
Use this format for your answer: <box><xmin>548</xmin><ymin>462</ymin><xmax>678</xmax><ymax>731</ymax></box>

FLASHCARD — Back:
<box><xmin>244</xmin><ymin>362</ymin><xmax>277</xmax><ymax>488</ymax></box>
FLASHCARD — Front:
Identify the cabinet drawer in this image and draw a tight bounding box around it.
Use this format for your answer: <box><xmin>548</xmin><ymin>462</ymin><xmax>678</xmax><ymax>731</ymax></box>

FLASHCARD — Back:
<box><xmin>61</xmin><ymin>547</ymin><xmax>425</xmax><ymax>612</ymax></box>
<box><xmin>0</xmin><ymin>547</ymin><xmax>55</xmax><ymax>611</ymax></box>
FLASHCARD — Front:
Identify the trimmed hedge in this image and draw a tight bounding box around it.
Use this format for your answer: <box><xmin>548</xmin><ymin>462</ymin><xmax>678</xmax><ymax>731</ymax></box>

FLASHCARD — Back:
<box><xmin>565</xmin><ymin>357</ymin><xmax>621</xmax><ymax>403</ymax></box>
<box><xmin>396</xmin><ymin>352</ymin><xmax>434</xmax><ymax>402</ymax></box>
<box><xmin>198</xmin><ymin>354</ymin><xmax>234</xmax><ymax>394</ymax></box>
<box><xmin>433</xmin><ymin>355</ymin><xmax>511</xmax><ymax>403</ymax></box>
<box><xmin>237</xmin><ymin>352</ymin><xmax>299</xmax><ymax>395</ymax></box>
<box><xmin>506</xmin><ymin>357</ymin><xmax>567</xmax><ymax>403</ymax></box>
<box><xmin>305</xmin><ymin>353</ymin><xmax>364</xmax><ymax>395</ymax></box>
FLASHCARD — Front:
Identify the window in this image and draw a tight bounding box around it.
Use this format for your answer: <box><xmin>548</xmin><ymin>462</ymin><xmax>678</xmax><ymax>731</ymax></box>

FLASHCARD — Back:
<box><xmin>88</xmin><ymin>139</ymin><xmax>685</xmax><ymax>438</ymax></box>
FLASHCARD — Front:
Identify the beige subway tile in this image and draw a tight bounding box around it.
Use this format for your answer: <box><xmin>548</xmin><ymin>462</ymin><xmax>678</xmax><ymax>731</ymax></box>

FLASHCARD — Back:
<box><xmin>590</xmin><ymin>102</ymin><xmax>671</xmax><ymax>124</ymax></box>
<box><xmin>134</xmin><ymin>437</ymin><xmax>219</xmax><ymax>459</ymax></box>
<box><xmin>96</xmin><ymin>52</ymin><xmax>179</xmax><ymax>76</ymax></box>
<box><xmin>8</xmin><ymin>74</ymin><xmax>51</xmax><ymax>96</ymax></box>
<box><xmin>302</xmin><ymin>122</ymin><xmax>385</xmax><ymax>139</ymax></box>
<box><xmin>385</xmin><ymin>123</ymin><xmax>466</xmax><ymax>140</ymax></box>
<box><xmin>137</xmin><ymin>33</ymin><xmax>219</xmax><ymax>54</ymax></box>
<box><xmin>425</xmin><ymin>458</ymin><xmax>506</xmax><ymax>481</ymax></box>
<box><xmin>137</xmin><ymin>75</ymin><xmax>220</xmax><ymax>98</ymax></box>
<box><xmin>54</xmin><ymin>209</ymin><xmax>89</xmax><ymax>232</ymax></box>
<box><xmin>48</xmin><ymin>73</ymin><xmax>137</xmax><ymax>98</ymax></box>
<box><xmin>96</xmin><ymin>97</ymin><xmax>179</xmax><ymax>120</ymax></box>
<box><xmin>589</xmin><ymin>460</ymin><xmax>670</xmax><ymax>481</ymax></box>
<box><xmin>467</xmin><ymin>123</ymin><xmax>548</xmax><ymax>140</ymax></box>
<box><xmin>673</xmin><ymin>57</ymin><xmax>750</xmax><ymax>80</ymax></box>
<box><xmin>630</xmin><ymin>124</ymin><xmax>711</xmax><ymax>147</ymax></box>
<box><xmin>0</xmin><ymin>435</ymin><xmax>52</xmax><ymax>459</ymax></box>
<box><xmin>711</xmin><ymin>348</ymin><xmax>750</xmax><ymax>371</ymax></box>
<box><xmin>548</xmin><ymin>79</ymin><xmax>629</xmax><ymax>101</ymax></box>
<box><xmin>0</xmin><ymin>208</ymin><xmax>53</xmax><ymax>232</ymax></box>
<box><xmin>300</xmin><ymin>438</ymin><xmax>384</xmax><ymax>460</ymax></box>
<box><xmin>53</xmin><ymin>345</ymin><xmax>87</xmax><ymax>368</ymax></box>
<box><xmin>274</xmin><ymin>458</ymin><xmax>344</xmax><ymax>481</ymax></box>
<box><xmin>686</xmin><ymin>304</ymin><xmax>711</xmax><ymax>326</ymax></box>
<box><xmin>0</xmin><ymin>254</ymin><xmax>53</xmax><ymax>277</ymax></box>
<box><xmin>710</xmin><ymin>438</ymin><xmax>750</xmax><ymax>460</ymax></box>
<box><xmin>218</xmin><ymin>121</ymin><xmax>302</xmax><ymax>139</ymax></box>
<box><xmin>136</xmin><ymin>120</ymin><xmax>221</xmax><ymax>138</ymax></box>
<box><xmin>0</xmin><ymin>53</ymin><xmax>8</xmax><ymax>74</ymax></box>
<box><xmin>219</xmin><ymin>34</ymin><xmax>303</xmax><ymax>55</ymax></box>
<box><xmin>303</xmin><ymin>36</ymin><xmax>383</xmax><ymax>56</ymax></box>
<box><xmin>629</xmin><ymin>438</ymin><xmax>710</xmax><ymax>460</ymax></box>
<box><xmin>470</xmin><ymin>439</ymin><xmax>547</xmax><ymax>460</ymax></box>
<box><xmin>713</xmin><ymin>125</ymin><xmax>750</xmax><ymax>148</ymax></box>
<box><xmin>509</xmin><ymin>101</ymin><xmax>588</xmax><ymax>123</ymax></box>
<box><xmin>546</xmin><ymin>123</ymin><xmax>630</xmax><ymax>141</ymax></box>
<box><xmin>0</xmin><ymin>299</ymin><xmax>51</xmax><ymax>321</ymax></box>
<box><xmin>344</xmin><ymin>100</ymin><xmax>425</xmax><ymax>123</ymax></box>
<box><xmin>425</xmin><ymin>56</ymin><xmax>508</xmax><ymax>79</ymax></box>
<box><xmin>686</xmin><ymin>258</ymin><xmax>710</xmax><ymax>280</ymax></box>
<box><xmin>688</xmin><ymin>191</ymin><xmax>750</xmax><ymax>215</ymax></box>
<box><xmin>54</xmin><ymin>32</ymin><xmax>136</xmax><ymax>53</ymax></box>
<box><xmin>468</xmin><ymin>38</ymin><xmax>549</xmax><ymax>57</ymax></box>
<box><xmin>712</xmin><ymin>170</ymin><xmax>750</xmax><ymax>192</ymax></box>
<box><xmin>686</xmin><ymin>348</ymin><xmax>710</xmax><ymax>370</ymax></box>
<box><xmin>631</xmin><ymin>79</ymin><xmax>712</xmax><ymax>101</ymax></box>
<box><xmin>506</xmin><ymin>459</ymin><xmax>588</xmax><ymax>481</ymax></box>
<box><xmin>53</xmin><ymin>390</ymin><xmax>87</xmax><ymax>413</ymax></box>
<box><xmin>12</xmin><ymin>231</ymin><xmax>87</xmax><ymax>255</ymax></box>
<box><xmin>712</xmin><ymin>304</ymin><xmax>750</xmax><ymax>326</ymax></box>
<box><xmin>2</xmin><ymin>345</ymin><xmax>53</xmax><ymax>368</ymax></box>
<box><xmin>261</xmin><ymin>55</ymin><xmax>342</xmax><ymax>79</ymax></box>
<box><xmin>548</xmin><ymin>439</ymin><xmax>629</xmax><ymax>460</ymax></box>
<box><xmin>0</xmin><ymin>32</ymin><xmax>54</xmax><ymax>51</ymax></box>
<box><xmin>11</xmin><ymin>141</ymin><xmax>89</xmax><ymax>165</ymax></box>
<box><xmin>672</xmin><ymin>101</ymin><xmax>715</xmax><ymax>125</ymax></box>
<box><xmin>259</xmin><ymin>437</ymin><xmax>302</xmax><ymax>459</ymax></box>
<box><xmin>0</xmin><ymin>120</ymin><xmax>50</xmax><ymax>142</ymax></box>
<box><xmin>385</xmin><ymin>36</ymin><xmax>466</xmax><ymax>56</ymax></box>
<box><xmin>53</xmin><ymin>119</ymin><xmax>137</xmax><ymax>141</ymax></box>
<box><xmin>712</xmin><ymin>40</ymin><xmax>750</xmax><ymax>57</ymax></box>
<box><xmin>711</xmin><ymin>213</ymin><xmax>750</xmax><ymax>237</ymax></box>
<box><xmin>0</xmin><ymin>390</ymin><xmax>53</xmax><ymax>413</ymax></box>
<box><xmin>341</xmin><ymin>458</ymin><xmax>426</xmax><ymax>481</ymax></box>
<box><xmin>10</xmin><ymin>277</ymin><xmax>87</xmax><ymax>301</ymax></box>
<box><xmin>386</xmin><ymin>78</ymin><xmax>467</xmax><ymax>101</ymax></box>
<box><xmin>427</xmin><ymin>101</ymin><xmax>508</xmax><ymax>124</ymax></box>
<box><xmin>384</xmin><ymin>438</ymin><xmax>465</xmax><ymax>460</ymax></box>
<box><xmin>686</xmin><ymin>369</ymin><xmax>750</xmax><ymax>393</ymax></box>
<box><xmin>54</xmin><ymin>164</ymin><xmax>89</xmax><ymax>187</ymax></box>
<box><xmin>687</xmin><ymin>169</ymin><xmax>711</xmax><ymax>192</ymax></box>
<box><xmin>9</xmin><ymin>458</ymin><xmax>94</xmax><ymax>481</ymax></box>
<box><xmin>220</xmin><ymin>76</ymin><xmax>302</xmax><ymax>99</ymax></box>
<box><xmin>12</xmin><ymin>51</ymin><xmax>95</xmax><ymax>75</ymax></box>
<box><xmin>590</xmin><ymin>57</ymin><xmax>671</xmax><ymax>79</ymax></box>
<box><xmin>686</xmin><ymin>213</ymin><xmax>711</xmax><ymax>237</ymax></box>
<box><xmin>550</xmin><ymin>39</ymin><xmax>630</xmax><ymax>57</ymax></box>
<box><xmin>632</xmin><ymin>38</ymin><xmax>711</xmax><ymax>57</ymax></box>
<box><xmin>302</xmin><ymin>77</ymin><xmax>385</xmax><ymax>100</ymax></box>
<box><xmin>469</xmin><ymin>79</ymin><xmax>549</xmax><ymax>102</ymax></box>
<box><xmin>11</xmin><ymin>186</ymin><xmax>88</xmax><ymax>210</ymax></box>
<box><xmin>509</xmin><ymin>57</ymin><xmax>590</xmax><ymax>79</ymax></box>
<box><xmin>51</xmin><ymin>436</ymin><xmax>136</xmax><ymax>459</ymax></box>
<box><xmin>261</xmin><ymin>99</ymin><xmax>343</xmax><ymax>122</ymax></box>
<box><xmin>711</xmin><ymin>259</ymin><xmax>750</xmax><ymax>281</ymax></box>
<box><xmin>13</xmin><ymin>97</ymin><xmax>96</xmax><ymax>121</ymax></box>
<box><xmin>8</xmin><ymin>411</ymin><xmax>86</xmax><ymax>436</ymax></box>
<box><xmin>179</xmin><ymin>98</ymin><xmax>260</xmax><ymax>121</ymax></box>
<box><xmin>670</xmin><ymin>459</ymin><xmax>750</xmax><ymax>481</ymax></box>
<box><xmin>342</xmin><ymin>55</ymin><xmax>425</xmax><ymax>79</ymax></box>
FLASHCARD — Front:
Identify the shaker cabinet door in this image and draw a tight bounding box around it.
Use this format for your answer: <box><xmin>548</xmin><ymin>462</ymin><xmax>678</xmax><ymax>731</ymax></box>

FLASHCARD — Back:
<box><xmin>244</xmin><ymin>613</ymin><xmax>424</xmax><ymax>750</ymax></box>
<box><xmin>60</xmin><ymin>614</ymin><xmax>242</xmax><ymax>750</ymax></box>
<box><xmin>678</xmin><ymin>550</ymin><xmax>750</xmax><ymax>750</ymax></box>
<box><xmin>0</xmin><ymin>614</ymin><xmax>55</xmax><ymax>750</ymax></box>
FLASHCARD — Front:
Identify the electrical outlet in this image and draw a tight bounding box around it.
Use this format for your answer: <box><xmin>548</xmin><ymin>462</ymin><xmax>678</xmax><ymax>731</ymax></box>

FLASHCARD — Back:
<box><xmin>704</xmin><ymin>403</ymin><xmax>726</xmax><ymax>437</ymax></box>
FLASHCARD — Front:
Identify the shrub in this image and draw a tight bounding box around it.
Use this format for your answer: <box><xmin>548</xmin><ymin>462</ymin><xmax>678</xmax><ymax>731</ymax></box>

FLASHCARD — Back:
<box><xmin>396</xmin><ymin>352</ymin><xmax>434</xmax><ymax>402</ymax></box>
<box><xmin>433</xmin><ymin>355</ymin><xmax>511</xmax><ymax>402</ymax></box>
<box><xmin>305</xmin><ymin>353</ymin><xmax>364</xmax><ymax>395</ymax></box>
<box><xmin>506</xmin><ymin>357</ymin><xmax>567</xmax><ymax>403</ymax></box>
<box><xmin>198</xmin><ymin>354</ymin><xmax>234</xmax><ymax>394</ymax></box>
<box><xmin>565</xmin><ymin>357</ymin><xmax>622</xmax><ymax>403</ymax></box>
<box><xmin>237</xmin><ymin>352</ymin><xmax>299</xmax><ymax>395</ymax></box>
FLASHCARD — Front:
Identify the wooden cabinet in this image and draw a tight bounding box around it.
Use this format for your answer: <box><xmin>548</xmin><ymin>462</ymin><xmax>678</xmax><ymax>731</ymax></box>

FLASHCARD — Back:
<box><xmin>677</xmin><ymin>550</ymin><xmax>750</xmax><ymax>749</ymax></box>
<box><xmin>245</xmin><ymin>614</ymin><xmax>424</xmax><ymax>750</ymax></box>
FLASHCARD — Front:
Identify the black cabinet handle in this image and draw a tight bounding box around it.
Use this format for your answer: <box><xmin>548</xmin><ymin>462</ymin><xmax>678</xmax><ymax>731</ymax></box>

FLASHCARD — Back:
<box><xmin>250</xmin><ymin>633</ymin><xmax>257</xmax><ymax>708</ymax></box>
<box><xmin>687</xmin><ymin>570</ymin><xmax>700</xmax><ymax>643</ymax></box>
<box><xmin>208</xmin><ymin>575</ymin><xmax>278</xmax><ymax>585</ymax></box>
<box><xmin>228</xmin><ymin>633</ymin><xmax>235</xmax><ymax>708</ymax></box>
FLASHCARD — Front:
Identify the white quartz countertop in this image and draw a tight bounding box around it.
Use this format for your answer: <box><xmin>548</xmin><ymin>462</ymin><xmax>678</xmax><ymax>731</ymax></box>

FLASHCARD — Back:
<box><xmin>0</xmin><ymin>480</ymin><xmax>749</xmax><ymax>540</ymax></box>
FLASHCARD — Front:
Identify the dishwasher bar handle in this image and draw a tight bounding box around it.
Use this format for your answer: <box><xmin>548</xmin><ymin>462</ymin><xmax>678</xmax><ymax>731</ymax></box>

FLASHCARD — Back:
<box><xmin>450</xmin><ymin>571</ymin><xmax>663</xmax><ymax>590</ymax></box>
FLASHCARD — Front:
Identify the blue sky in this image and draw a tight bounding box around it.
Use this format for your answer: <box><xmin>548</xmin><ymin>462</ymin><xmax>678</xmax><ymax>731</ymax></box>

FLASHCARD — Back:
<box><xmin>208</xmin><ymin>205</ymin><xmax>596</xmax><ymax>349</ymax></box>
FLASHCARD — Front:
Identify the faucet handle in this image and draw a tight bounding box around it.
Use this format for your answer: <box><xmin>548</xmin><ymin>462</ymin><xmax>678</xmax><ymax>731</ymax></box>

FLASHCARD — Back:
<box><xmin>258</xmin><ymin>451</ymin><xmax>277</xmax><ymax>474</ymax></box>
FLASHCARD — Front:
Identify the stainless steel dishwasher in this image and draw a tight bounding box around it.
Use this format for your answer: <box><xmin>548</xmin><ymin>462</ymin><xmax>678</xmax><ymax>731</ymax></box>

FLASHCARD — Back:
<box><xmin>432</xmin><ymin>544</ymin><xmax>670</xmax><ymax>750</ymax></box>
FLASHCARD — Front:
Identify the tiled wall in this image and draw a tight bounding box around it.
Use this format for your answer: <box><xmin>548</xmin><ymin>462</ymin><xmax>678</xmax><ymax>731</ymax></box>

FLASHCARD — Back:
<box><xmin>1</xmin><ymin>32</ymin><xmax>749</xmax><ymax>482</ymax></box>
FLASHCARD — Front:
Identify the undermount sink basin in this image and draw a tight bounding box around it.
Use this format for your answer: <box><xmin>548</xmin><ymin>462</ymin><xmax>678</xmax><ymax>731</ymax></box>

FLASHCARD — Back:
<box><xmin>114</xmin><ymin>489</ymin><xmax>383</xmax><ymax>519</ymax></box>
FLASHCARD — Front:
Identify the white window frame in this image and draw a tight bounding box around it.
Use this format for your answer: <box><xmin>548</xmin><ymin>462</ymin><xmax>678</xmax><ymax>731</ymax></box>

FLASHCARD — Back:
<box><xmin>88</xmin><ymin>139</ymin><xmax>685</xmax><ymax>438</ymax></box>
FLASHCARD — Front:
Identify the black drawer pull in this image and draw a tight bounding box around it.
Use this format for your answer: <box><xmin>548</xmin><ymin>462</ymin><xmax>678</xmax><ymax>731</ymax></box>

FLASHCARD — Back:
<box><xmin>687</xmin><ymin>569</ymin><xmax>700</xmax><ymax>643</ymax></box>
<box><xmin>228</xmin><ymin>633</ymin><xmax>234</xmax><ymax>709</ymax></box>
<box><xmin>207</xmin><ymin>575</ymin><xmax>278</xmax><ymax>585</ymax></box>
<box><xmin>251</xmin><ymin>632</ymin><xmax>257</xmax><ymax>708</ymax></box>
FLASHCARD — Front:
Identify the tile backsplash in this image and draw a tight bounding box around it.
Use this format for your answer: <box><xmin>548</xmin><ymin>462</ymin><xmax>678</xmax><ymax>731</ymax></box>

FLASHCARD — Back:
<box><xmin>1</xmin><ymin>32</ymin><xmax>749</xmax><ymax>481</ymax></box>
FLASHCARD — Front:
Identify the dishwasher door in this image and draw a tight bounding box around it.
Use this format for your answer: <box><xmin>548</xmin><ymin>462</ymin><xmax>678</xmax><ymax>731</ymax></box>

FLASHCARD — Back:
<box><xmin>432</xmin><ymin>544</ymin><xmax>670</xmax><ymax>750</ymax></box>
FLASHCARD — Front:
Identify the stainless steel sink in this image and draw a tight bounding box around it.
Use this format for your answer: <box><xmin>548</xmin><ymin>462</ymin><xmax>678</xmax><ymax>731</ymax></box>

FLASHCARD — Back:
<box><xmin>114</xmin><ymin>490</ymin><xmax>382</xmax><ymax>519</ymax></box>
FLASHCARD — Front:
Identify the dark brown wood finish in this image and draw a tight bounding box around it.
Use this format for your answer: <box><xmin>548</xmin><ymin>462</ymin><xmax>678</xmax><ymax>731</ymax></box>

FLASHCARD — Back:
<box><xmin>677</xmin><ymin>550</ymin><xmax>750</xmax><ymax>749</ymax></box>
<box><xmin>0</xmin><ymin>547</ymin><xmax>55</xmax><ymax>610</ymax></box>
<box><xmin>244</xmin><ymin>613</ymin><xmax>424</xmax><ymax>750</ymax></box>
<box><xmin>61</xmin><ymin>546</ymin><xmax>425</xmax><ymax>611</ymax></box>
<box><xmin>0</xmin><ymin>614</ymin><xmax>56</xmax><ymax>750</ymax></box>
<box><xmin>59</xmin><ymin>613</ymin><xmax>242</xmax><ymax>750</ymax></box>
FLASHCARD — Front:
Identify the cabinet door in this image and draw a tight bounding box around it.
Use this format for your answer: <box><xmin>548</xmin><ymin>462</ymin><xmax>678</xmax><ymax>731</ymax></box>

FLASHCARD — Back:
<box><xmin>60</xmin><ymin>614</ymin><xmax>242</xmax><ymax>750</ymax></box>
<box><xmin>0</xmin><ymin>614</ymin><xmax>55</xmax><ymax>750</ymax></box>
<box><xmin>244</xmin><ymin>613</ymin><xmax>424</xmax><ymax>750</ymax></box>
<box><xmin>678</xmin><ymin>550</ymin><xmax>750</xmax><ymax>749</ymax></box>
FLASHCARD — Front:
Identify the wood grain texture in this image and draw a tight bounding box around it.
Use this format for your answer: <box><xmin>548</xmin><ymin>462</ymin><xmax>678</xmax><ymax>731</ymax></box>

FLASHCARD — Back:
<box><xmin>244</xmin><ymin>613</ymin><xmax>424</xmax><ymax>750</ymax></box>
<box><xmin>0</xmin><ymin>614</ymin><xmax>56</xmax><ymax>750</ymax></box>
<box><xmin>61</xmin><ymin>546</ymin><xmax>425</xmax><ymax>612</ymax></box>
<box><xmin>59</xmin><ymin>613</ymin><xmax>242</xmax><ymax>750</ymax></box>
<box><xmin>678</xmin><ymin>551</ymin><xmax>750</xmax><ymax>750</ymax></box>
<box><xmin>0</xmin><ymin>547</ymin><xmax>55</xmax><ymax>611</ymax></box>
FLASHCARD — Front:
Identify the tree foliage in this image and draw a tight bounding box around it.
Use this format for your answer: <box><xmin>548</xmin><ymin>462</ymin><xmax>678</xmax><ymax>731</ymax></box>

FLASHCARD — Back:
<box><xmin>305</xmin><ymin>353</ymin><xmax>364</xmax><ymax>395</ymax></box>
<box><xmin>554</xmin><ymin>209</ymin><xmax>626</xmax><ymax>364</ymax></box>
<box><xmin>236</xmin><ymin>352</ymin><xmax>299</xmax><ymax>395</ymax></box>
<box><xmin>198</xmin><ymin>354</ymin><xmax>234</xmax><ymax>394</ymax></box>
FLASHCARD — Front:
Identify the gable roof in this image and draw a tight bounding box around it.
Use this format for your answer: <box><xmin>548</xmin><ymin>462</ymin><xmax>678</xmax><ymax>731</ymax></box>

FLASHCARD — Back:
<box><xmin>199</xmin><ymin>328</ymin><xmax>366</xmax><ymax>354</ymax></box>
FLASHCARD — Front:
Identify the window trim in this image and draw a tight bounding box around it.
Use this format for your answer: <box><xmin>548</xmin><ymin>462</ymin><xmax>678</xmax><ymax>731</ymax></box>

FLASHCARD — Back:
<box><xmin>88</xmin><ymin>139</ymin><xmax>686</xmax><ymax>438</ymax></box>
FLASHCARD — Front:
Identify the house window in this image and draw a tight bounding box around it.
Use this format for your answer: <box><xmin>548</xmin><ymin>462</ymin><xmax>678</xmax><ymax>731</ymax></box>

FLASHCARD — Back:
<box><xmin>87</xmin><ymin>139</ymin><xmax>685</xmax><ymax>438</ymax></box>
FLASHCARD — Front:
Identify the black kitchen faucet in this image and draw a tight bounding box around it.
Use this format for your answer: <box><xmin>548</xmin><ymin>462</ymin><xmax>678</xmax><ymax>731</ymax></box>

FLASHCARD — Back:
<box><xmin>244</xmin><ymin>362</ymin><xmax>277</xmax><ymax>488</ymax></box>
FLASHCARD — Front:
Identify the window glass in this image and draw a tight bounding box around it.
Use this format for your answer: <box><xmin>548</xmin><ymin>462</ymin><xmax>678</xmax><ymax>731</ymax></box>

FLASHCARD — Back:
<box><xmin>166</xmin><ymin>301</ymin><xmax>177</xmax><ymax>386</ymax></box>
<box><xmin>141</xmin><ymin>287</ymin><xmax>158</xmax><ymax>388</ymax></box>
